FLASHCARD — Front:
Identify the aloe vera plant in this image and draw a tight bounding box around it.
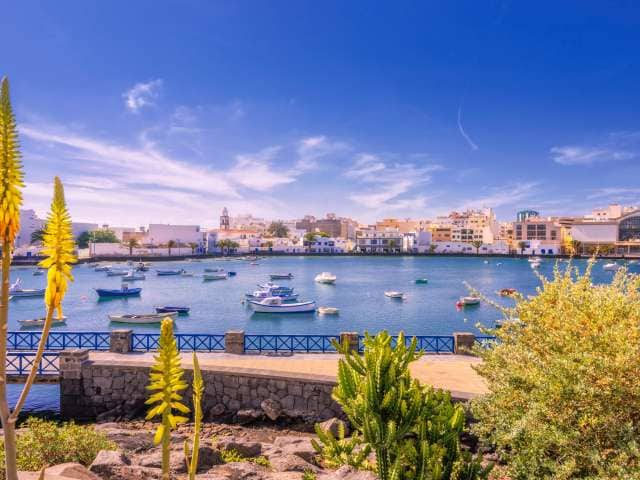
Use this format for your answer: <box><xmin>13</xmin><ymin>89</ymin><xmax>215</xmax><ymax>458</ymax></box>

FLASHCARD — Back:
<box><xmin>145</xmin><ymin>318</ymin><xmax>190</xmax><ymax>480</ymax></box>
<box><xmin>184</xmin><ymin>352</ymin><xmax>204</xmax><ymax>479</ymax></box>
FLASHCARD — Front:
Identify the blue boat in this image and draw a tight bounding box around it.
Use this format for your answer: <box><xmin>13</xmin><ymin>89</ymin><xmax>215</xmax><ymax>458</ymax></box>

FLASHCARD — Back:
<box><xmin>155</xmin><ymin>305</ymin><xmax>190</xmax><ymax>314</ymax></box>
<box><xmin>156</xmin><ymin>269</ymin><xmax>183</xmax><ymax>276</ymax></box>
<box><xmin>227</xmin><ymin>271</ymin><xmax>237</xmax><ymax>276</ymax></box>
<box><xmin>95</xmin><ymin>287</ymin><xmax>142</xmax><ymax>298</ymax></box>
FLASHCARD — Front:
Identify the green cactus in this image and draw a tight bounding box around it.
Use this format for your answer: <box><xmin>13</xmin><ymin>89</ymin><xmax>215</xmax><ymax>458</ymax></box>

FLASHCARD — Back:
<box><xmin>311</xmin><ymin>421</ymin><xmax>371</xmax><ymax>469</ymax></box>
<box><xmin>145</xmin><ymin>318</ymin><xmax>190</xmax><ymax>480</ymax></box>
<box><xmin>184</xmin><ymin>352</ymin><xmax>204</xmax><ymax>479</ymax></box>
<box><xmin>332</xmin><ymin>331</ymin><xmax>490</xmax><ymax>480</ymax></box>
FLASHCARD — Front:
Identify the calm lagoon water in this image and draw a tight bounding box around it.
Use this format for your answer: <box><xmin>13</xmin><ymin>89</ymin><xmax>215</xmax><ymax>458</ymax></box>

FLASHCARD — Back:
<box><xmin>9</xmin><ymin>255</ymin><xmax>634</xmax><ymax>413</ymax></box>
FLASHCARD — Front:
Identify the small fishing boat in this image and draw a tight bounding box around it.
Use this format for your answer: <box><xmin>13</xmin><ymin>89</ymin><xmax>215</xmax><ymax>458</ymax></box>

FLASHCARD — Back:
<box><xmin>95</xmin><ymin>286</ymin><xmax>142</xmax><ymax>298</ymax></box>
<box><xmin>499</xmin><ymin>288</ymin><xmax>517</xmax><ymax>296</ymax></box>
<box><xmin>9</xmin><ymin>280</ymin><xmax>45</xmax><ymax>298</ymax></box>
<box><xmin>384</xmin><ymin>291</ymin><xmax>405</xmax><ymax>299</ymax></box>
<box><xmin>94</xmin><ymin>265</ymin><xmax>111</xmax><ymax>272</ymax></box>
<box><xmin>156</xmin><ymin>269</ymin><xmax>184</xmax><ymax>276</ymax></box>
<box><xmin>603</xmin><ymin>262</ymin><xmax>621</xmax><ymax>271</ymax></box>
<box><xmin>250</xmin><ymin>262</ymin><xmax>259</xmax><ymax>266</ymax></box>
<box><xmin>155</xmin><ymin>306</ymin><xmax>190</xmax><ymax>314</ymax></box>
<box><xmin>415</xmin><ymin>278</ymin><xmax>429</xmax><ymax>284</ymax></box>
<box><xmin>136</xmin><ymin>262</ymin><xmax>150</xmax><ymax>272</ymax></box>
<box><xmin>122</xmin><ymin>271</ymin><xmax>145</xmax><ymax>281</ymax></box>
<box><xmin>203</xmin><ymin>273</ymin><xmax>227</xmax><ymax>281</ymax></box>
<box><xmin>456</xmin><ymin>296</ymin><xmax>480</xmax><ymax>307</ymax></box>
<box><xmin>317</xmin><ymin>306</ymin><xmax>339</xmax><ymax>315</ymax></box>
<box><xmin>530</xmin><ymin>261</ymin><xmax>541</xmax><ymax>269</ymax></box>
<box><xmin>108</xmin><ymin>312</ymin><xmax>177</xmax><ymax>324</ymax></box>
<box><xmin>255</xmin><ymin>283</ymin><xmax>295</xmax><ymax>295</ymax></box>
<box><xmin>249</xmin><ymin>296</ymin><xmax>316</xmax><ymax>313</ymax></box>
<box><xmin>204</xmin><ymin>267</ymin><xmax>225</xmax><ymax>273</ymax></box>
<box><xmin>32</xmin><ymin>269</ymin><xmax>45</xmax><ymax>276</ymax></box>
<box><xmin>227</xmin><ymin>271</ymin><xmax>237</xmax><ymax>276</ymax></box>
<box><xmin>180</xmin><ymin>271</ymin><xmax>194</xmax><ymax>277</ymax></box>
<box><xmin>315</xmin><ymin>272</ymin><xmax>337</xmax><ymax>284</ymax></box>
<box><xmin>270</xmin><ymin>273</ymin><xmax>293</xmax><ymax>280</ymax></box>
<box><xmin>18</xmin><ymin>316</ymin><xmax>67</xmax><ymax>328</ymax></box>
<box><xmin>629</xmin><ymin>259</ymin><xmax>639</xmax><ymax>265</ymax></box>
<box><xmin>106</xmin><ymin>269</ymin><xmax>128</xmax><ymax>277</ymax></box>
<box><xmin>528</xmin><ymin>257</ymin><xmax>541</xmax><ymax>263</ymax></box>
<box><xmin>245</xmin><ymin>289</ymin><xmax>299</xmax><ymax>301</ymax></box>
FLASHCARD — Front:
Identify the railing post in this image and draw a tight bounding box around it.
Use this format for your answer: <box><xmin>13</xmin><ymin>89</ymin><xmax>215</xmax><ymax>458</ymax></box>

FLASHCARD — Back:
<box><xmin>59</xmin><ymin>349</ymin><xmax>89</xmax><ymax>419</ymax></box>
<box><xmin>109</xmin><ymin>329</ymin><xmax>133</xmax><ymax>353</ymax></box>
<box><xmin>225</xmin><ymin>330</ymin><xmax>245</xmax><ymax>354</ymax></box>
<box><xmin>453</xmin><ymin>332</ymin><xmax>476</xmax><ymax>355</ymax></box>
<box><xmin>339</xmin><ymin>332</ymin><xmax>360</xmax><ymax>353</ymax></box>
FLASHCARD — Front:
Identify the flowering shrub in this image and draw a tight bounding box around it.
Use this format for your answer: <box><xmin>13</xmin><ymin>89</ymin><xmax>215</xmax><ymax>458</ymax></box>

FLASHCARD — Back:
<box><xmin>472</xmin><ymin>261</ymin><xmax>640</xmax><ymax>479</ymax></box>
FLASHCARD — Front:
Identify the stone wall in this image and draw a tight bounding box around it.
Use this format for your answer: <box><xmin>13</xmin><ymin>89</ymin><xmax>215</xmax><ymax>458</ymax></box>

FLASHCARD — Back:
<box><xmin>61</xmin><ymin>355</ymin><xmax>342</xmax><ymax>422</ymax></box>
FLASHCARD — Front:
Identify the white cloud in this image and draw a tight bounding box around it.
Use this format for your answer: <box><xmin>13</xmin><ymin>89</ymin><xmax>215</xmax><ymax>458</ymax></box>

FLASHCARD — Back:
<box><xmin>123</xmin><ymin>79</ymin><xmax>163</xmax><ymax>113</ymax></box>
<box><xmin>227</xmin><ymin>146</ymin><xmax>298</xmax><ymax>191</ymax></box>
<box><xmin>457</xmin><ymin>107</ymin><xmax>479</xmax><ymax>151</ymax></box>
<box><xmin>551</xmin><ymin>131</ymin><xmax>640</xmax><ymax>165</ymax></box>
<box><xmin>295</xmin><ymin>135</ymin><xmax>348</xmax><ymax>171</ymax></box>
<box><xmin>587</xmin><ymin>187</ymin><xmax>640</xmax><ymax>200</ymax></box>
<box><xmin>456</xmin><ymin>182</ymin><xmax>539</xmax><ymax>211</ymax></box>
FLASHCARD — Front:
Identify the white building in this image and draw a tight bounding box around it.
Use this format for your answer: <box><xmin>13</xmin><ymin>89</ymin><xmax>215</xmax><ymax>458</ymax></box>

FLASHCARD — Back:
<box><xmin>355</xmin><ymin>228</ymin><xmax>403</xmax><ymax>253</ymax></box>
<box><xmin>435</xmin><ymin>208</ymin><xmax>498</xmax><ymax>244</ymax></box>
<box><xmin>304</xmin><ymin>235</ymin><xmax>347</xmax><ymax>253</ymax></box>
<box><xmin>431</xmin><ymin>240</ymin><xmax>509</xmax><ymax>255</ymax></box>
<box><xmin>145</xmin><ymin>224</ymin><xmax>205</xmax><ymax>247</ymax></box>
<box><xmin>229</xmin><ymin>213</ymin><xmax>267</xmax><ymax>232</ymax></box>
<box><xmin>15</xmin><ymin>209</ymin><xmax>45</xmax><ymax>247</ymax></box>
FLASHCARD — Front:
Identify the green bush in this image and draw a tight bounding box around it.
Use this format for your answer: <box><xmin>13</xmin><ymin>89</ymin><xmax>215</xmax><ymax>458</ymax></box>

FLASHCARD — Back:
<box><xmin>472</xmin><ymin>261</ymin><xmax>640</xmax><ymax>479</ymax></box>
<box><xmin>332</xmin><ymin>331</ymin><xmax>490</xmax><ymax>480</ymax></box>
<box><xmin>311</xmin><ymin>421</ymin><xmax>372</xmax><ymax>469</ymax></box>
<box><xmin>0</xmin><ymin>417</ymin><xmax>116</xmax><ymax>479</ymax></box>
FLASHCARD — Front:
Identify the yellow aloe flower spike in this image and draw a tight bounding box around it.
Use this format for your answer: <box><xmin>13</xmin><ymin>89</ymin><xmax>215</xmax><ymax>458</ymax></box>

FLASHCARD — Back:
<box><xmin>38</xmin><ymin>177</ymin><xmax>76</xmax><ymax>319</ymax></box>
<box><xmin>145</xmin><ymin>318</ymin><xmax>189</xmax><ymax>479</ymax></box>
<box><xmin>0</xmin><ymin>77</ymin><xmax>24</xmax><ymax>244</ymax></box>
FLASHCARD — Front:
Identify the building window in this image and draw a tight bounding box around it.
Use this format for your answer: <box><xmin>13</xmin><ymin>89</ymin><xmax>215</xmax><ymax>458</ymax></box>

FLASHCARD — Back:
<box><xmin>515</xmin><ymin>224</ymin><xmax>522</xmax><ymax>240</ymax></box>
<box><xmin>550</xmin><ymin>230</ymin><xmax>557</xmax><ymax>240</ymax></box>
<box><xmin>619</xmin><ymin>215</ymin><xmax>640</xmax><ymax>241</ymax></box>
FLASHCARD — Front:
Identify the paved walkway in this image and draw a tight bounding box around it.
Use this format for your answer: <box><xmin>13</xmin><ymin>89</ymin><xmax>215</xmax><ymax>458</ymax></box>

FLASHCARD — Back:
<box><xmin>89</xmin><ymin>351</ymin><xmax>487</xmax><ymax>399</ymax></box>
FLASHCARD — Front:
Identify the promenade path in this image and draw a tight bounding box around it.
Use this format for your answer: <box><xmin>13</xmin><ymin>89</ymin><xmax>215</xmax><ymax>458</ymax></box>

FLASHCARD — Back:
<box><xmin>89</xmin><ymin>351</ymin><xmax>487</xmax><ymax>399</ymax></box>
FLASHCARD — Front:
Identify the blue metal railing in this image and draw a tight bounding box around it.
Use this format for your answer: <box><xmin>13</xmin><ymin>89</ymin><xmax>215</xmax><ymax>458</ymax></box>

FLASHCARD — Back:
<box><xmin>131</xmin><ymin>333</ymin><xmax>225</xmax><ymax>352</ymax></box>
<box><xmin>6</xmin><ymin>352</ymin><xmax>60</xmax><ymax>376</ymax></box>
<box><xmin>358</xmin><ymin>335</ymin><xmax>456</xmax><ymax>353</ymax></box>
<box><xmin>8</xmin><ymin>331</ymin><xmax>111</xmax><ymax>351</ymax></box>
<box><xmin>245</xmin><ymin>334</ymin><xmax>341</xmax><ymax>353</ymax></box>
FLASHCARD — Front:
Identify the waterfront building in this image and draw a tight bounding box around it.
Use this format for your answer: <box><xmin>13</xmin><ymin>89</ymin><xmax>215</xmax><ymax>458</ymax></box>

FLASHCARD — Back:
<box><xmin>303</xmin><ymin>234</ymin><xmax>346</xmax><ymax>253</ymax></box>
<box><xmin>431</xmin><ymin>240</ymin><xmax>509</xmax><ymax>254</ymax></box>
<box><xmin>432</xmin><ymin>208</ymin><xmax>498</xmax><ymax>244</ymax></box>
<box><xmin>402</xmin><ymin>231</ymin><xmax>432</xmax><ymax>253</ymax></box>
<box><xmin>296</xmin><ymin>213</ymin><xmax>357</xmax><ymax>239</ymax></box>
<box><xmin>15</xmin><ymin>209</ymin><xmax>45</xmax><ymax>247</ymax></box>
<box><xmin>375</xmin><ymin>218</ymin><xmax>432</xmax><ymax>234</ymax></box>
<box><xmin>431</xmin><ymin>225</ymin><xmax>452</xmax><ymax>242</ymax></box>
<box><xmin>144</xmin><ymin>224</ymin><xmax>205</xmax><ymax>248</ymax></box>
<box><xmin>219</xmin><ymin>207</ymin><xmax>230</xmax><ymax>230</ymax></box>
<box><xmin>516</xmin><ymin>210</ymin><xmax>540</xmax><ymax>222</ymax></box>
<box><xmin>355</xmin><ymin>227</ymin><xmax>403</xmax><ymax>253</ymax></box>
<box><xmin>229</xmin><ymin>213</ymin><xmax>267</xmax><ymax>232</ymax></box>
<box><xmin>513</xmin><ymin>215</ymin><xmax>562</xmax><ymax>255</ymax></box>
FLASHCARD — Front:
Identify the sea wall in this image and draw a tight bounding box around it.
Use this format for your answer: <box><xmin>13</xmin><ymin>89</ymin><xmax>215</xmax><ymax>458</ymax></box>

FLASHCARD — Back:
<box><xmin>59</xmin><ymin>350</ymin><xmax>341</xmax><ymax>422</ymax></box>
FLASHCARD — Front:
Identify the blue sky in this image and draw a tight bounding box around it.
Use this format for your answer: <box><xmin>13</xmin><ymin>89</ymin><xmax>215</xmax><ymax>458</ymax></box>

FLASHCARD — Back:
<box><xmin>3</xmin><ymin>1</ymin><xmax>640</xmax><ymax>227</ymax></box>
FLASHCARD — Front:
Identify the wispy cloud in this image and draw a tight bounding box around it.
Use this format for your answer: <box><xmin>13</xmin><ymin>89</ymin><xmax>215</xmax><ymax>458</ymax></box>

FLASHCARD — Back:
<box><xmin>457</xmin><ymin>107</ymin><xmax>479</xmax><ymax>151</ymax></box>
<box><xmin>123</xmin><ymin>79</ymin><xmax>163</xmax><ymax>113</ymax></box>
<box><xmin>551</xmin><ymin>131</ymin><xmax>640</xmax><ymax>165</ymax></box>
<box><xmin>345</xmin><ymin>153</ymin><xmax>442</xmax><ymax>210</ymax></box>
<box><xmin>295</xmin><ymin>135</ymin><xmax>348</xmax><ymax>171</ymax></box>
<box><xmin>227</xmin><ymin>146</ymin><xmax>298</xmax><ymax>191</ymax></box>
<box><xmin>456</xmin><ymin>182</ymin><xmax>539</xmax><ymax>211</ymax></box>
<box><xmin>587</xmin><ymin>187</ymin><xmax>640</xmax><ymax>201</ymax></box>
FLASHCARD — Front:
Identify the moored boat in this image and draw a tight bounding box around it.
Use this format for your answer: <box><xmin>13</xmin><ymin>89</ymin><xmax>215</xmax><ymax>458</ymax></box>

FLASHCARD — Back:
<box><xmin>248</xmin><ymin>296</ymin><xmax>316</xmax><ymax>313</ymax></box>
<box><xmin>180</xmin><ymin>271</ymin><xmax>194</xmax><ymax>277</ymax></box>
<box><xmin>155</xmin><ymin>306</ymin><xmax>190</xmax><ymax>314</ymax></box>
<box><xmin>95</xmin><ymin>286</ymin><xmax>142</xmax><ymax>298</ymax></box>
<box><xmin>9</xmin><ymin>280</ymin><xmax>45</xmax><ymax>298</ymax></box>
<box><xmin>499</xmin><ymin>288</ymin><xmax>517</xmax><ymax>296</ymax></box>
<box><xmin>603</xmin><ymin>262</ymin><xmax>621</xmax><ymax>271</ymax></box>
<box><xmin>204</xmin><ymin>267</ymin><xmax>225</xmax><ymax>273</ymax></box>
<box><xmin>203</xmin><ymin>273</ymin><xmax>227</xmax><ymax>281</ymax></box>
<box><xmin>33</xmin><ymin>269</ymin><xmax>45</xmax><ymax>276</ymax></box>
<box><xmin>108</xmin><ymin>312</ymin><xmax>177</xmax><ymax>324</ymax></box>
<box><xmin>317</xmin><ymin>306</ymin><xmax>339</xmax><ymax>315</ymax></box>
<box><xmin>269</xmin><ymin>273</ymin><xmax>293</xmax><ymax>280</ymax></box>
<box><xmin>384</xmin><ymin>291</ymin><xmax>405</xmax><ymax>299</ymax></box>
<box><xmin>122</xmin><ymin>271</ymin><xmax>146</xmax><ymax>281</ymax></box>
<box><xmin>245</xmin><ymin>289</ymin><xmax>299</xmax><ymax>301</ymax></box>
<box><xmin>18</xmin><ymin>316</ymin><xmax>67</xmax><ymax>328</ymax></box>
<box><xmin>415</xmin><ymin>278</ymin><xmax>429</xmax><ymax>284</ymax></box>
<box><xmin>315</xmin><ymin>272</ymin><xmax>337</xmax><ymax>284</ymax></box>
<box><xmin>106</xmin><ymin>269</ymin><xmax>128</xmax><ymax>276</ymax></box>
<box><xmin>156</xmin><ymin>269</ymin><xmax>184</xmax><ymax>276</ymax></box>
<box><xmin>456</xmin><ymin>296</ymin><xmax>480</xmax><ymax>307</ymax></box>
<box><xmin>94</xmin><ymin>265</ymin><xmax>111</xmax><ymax>272</ymax></box>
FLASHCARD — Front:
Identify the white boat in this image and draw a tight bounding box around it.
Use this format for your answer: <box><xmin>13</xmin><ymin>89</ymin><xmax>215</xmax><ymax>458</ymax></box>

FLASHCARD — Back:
<box><xmin>94</xmin><ymin>265</ymin><xmax>111</xmax><ymax>272</ymax></box>
<box><xmin>384</xmin><ymin>291</ymin><xmax>405</xmax><ymax>299</ymax></box>
<box><xmin>269</xmin><ymin>273</ymin><xmax>293</xmax><ymax>280</ymax></box>
<box><xmin>629</xmin><ymin>260</ymin><xmax>639</xmax><ymax>265</ymax></box>
<box><xmin>107</xmin><ymin>270</ymin><xmax>128</xmax><ymax>276</ymax></box>
<box><xmin>530</xmin><ymin>262</ymin><xmax>541</xmax><ymax>269</ymax></box>
<box><xmin>528</xmin><ymin>257</ymin><xmax>541</xmax><ymax>263</ymax></box>
<box><xmin>33</xmin><ymin>269</ymin><xmax>44</xmax><ymax>276</ymax></box>
<box><xmin>18</xmin><ymin>316</ymin><xmax>67</xmax><ymax>328</ymax></box>
<box><xmin>181</xmin><ymin>271</ymin><xmax>194</xmax><ymax>277</ymax></box>
<box><xmin>315</xmin><ymin>272</ymin><xmax>337</xmax><ymax>284</ymax></box>
<box><xmin>108</xmin><ymin>312</ymin><xmax>177</xmax><ymax>324</ymax></box>
<box><xmin>458</xmin><ymin>296</ymin><xmax>480</xmax><ymax>306</ymax></box>
<box><xmin>603</xmin><ymin>262</ymin><xmax>621</xmax><ymax>271</ymax></box>
<box><xmin>248</xmin><ymin>296</ymin><xmax>316</xmax><ymax>313</ymax></box>
<box><xmin>317</xmin><ymin>306</ymin><xmax>339</xmax><ymax>315</ymax></box>
<box><xmin>203</xmin><ymin>273</ymin><xmax>227</xmax><ymax>281</ymax></box>
<box><xmin>122</xmin><ymin>271</ymin><xmax>145</xmax><ymax>281</ymax></box>
<box><xmin>204</xmin><ymin>267</ymin><xmax>225</xmax><ymax>273</ymax></box>
<box><xmin>9</xmin><ymin>279</ymin><xmax>45</xmax><ymax>298</ymax></box>
<box><xmin>246</xmin><ymin>289</ymin><xmax>299</xmax><ymax>301</ymax></box>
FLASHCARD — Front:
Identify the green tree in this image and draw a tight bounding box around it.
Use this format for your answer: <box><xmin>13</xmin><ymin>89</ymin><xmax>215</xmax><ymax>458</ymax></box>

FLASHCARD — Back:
<box><xmin>188</xmin><ymin>242</ymin><xmax>198</xmax><ymax>255</ymax></box>
<box><xmin>264</xmin><ymin>240</ymin><xmax>274</xmax><ymax>251</ymax></box>
<box><xmin>317</xmin><ymin>231</ymin><xmax>330</xmax><ymax>237</ymax></box>
<box><xmin>517</xmin><ymin>240</ymin><xmax>527</xmax><ymax>255</ymax></box>
<box><xmin>30</xmin><ymin>228</ymin><xmax>45</xmax><ymax>245</ymax></box>
<box><xmin>267</xmin><ymin>221</ymin><xmax>289</xmax><ymax>238</ymax></box>
<box><xmin>471</xmin><ymin>240</ymin><xmax>483</xmax><ymax>255</ymax></box>
<box><xmin>428</xmin><ymin>244</ymin><xmax>437</xmax><ymax>254</ymax></box>
<box><xmin>472</xmin><ymin>261</ymin><xmax>640</xmax><ymax>479</ymax></box>
<box><xmin>91</xmin><ymin>229</ymin><xmax>118</xmax><ymax>243</ymax></box>
<box><xmin>167</xmin><ymin>240</ymin><xmax>176</xmax><ymax>256</ymax></box>
<box><xmin>125</xmin><ymin>238</ymin><xmax>139</xmax><ymax>256</ymax></box>
<box><xmin>76</xmin><ymin>231</ymin><xmax>91</xmax><ymax>249</ymax></box>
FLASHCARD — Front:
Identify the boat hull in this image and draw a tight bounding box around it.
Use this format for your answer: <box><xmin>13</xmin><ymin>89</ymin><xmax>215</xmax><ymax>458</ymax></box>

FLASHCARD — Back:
<box><xmin>248</xmin><ymin>300</ymin><xmax>316</xmax><ymax>313</ymax></box>
<box><xmin>10</xmin><ymin>289</ymin><xmax>45</xmax><ymax>298</ymax></box>
<box><xmin>156</xmin><ymin>306</ymin><xmax>190</xmax><ymax>314</ymax></box>
<box><xmin>109</xmin><ymin>312</ymin><xmax>177</xmax><ymax>324</ymax></box>
<box><xmin>96</xmin><ymin>288</ymin><xmax>142</xmax><ymax>298</ymax></box>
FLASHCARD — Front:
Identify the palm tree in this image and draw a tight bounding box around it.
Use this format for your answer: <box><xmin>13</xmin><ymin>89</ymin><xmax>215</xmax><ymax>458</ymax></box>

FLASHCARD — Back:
<box><xmin>517</xmin><ymin>240</ymin><xmax>528</xmax><ymax>255</ymax></box>
<box><xmin>265</xmin><ymin>240</ymin><xmax>274</xmax><ymax>252</ymax></box>
<box><xmin>167</xmin><ymin>240</ymin><xmax>176</xmax><ymax>256</ymax></box>
<box><xmin>388</xmin><ymin>239</ymin><xmax>397</xmax><ymax>253</ymax></box>
<box><xmin>30</xmin><ymin>228</ymin><xmax>45</xmax><ymax>245</ymax></box>
<box><xmin>571</xmin><ymin>240</ymin><xmax>582</xmax><ymax>256</ymax></box>
<box><xmin>188</xmin><ymin>242</ymin><xmax>198</xmax><ymax>255</ymax></box>
<box><xmin>471</xmin><ymin>240</ymin><xmax>483</xmax><ymax>255</ymax></box>
<box><xmin>125</xmin><ymin>238</ymin><xmax>139</xmax><ymax>256</ymax></box>
<box><xmin>428</xmin><ymin>244</ymin><xmax>437</xmax><ymax>254</ymax></box>
<box><xmin>267</xmin><ymin>221</ymin><xmax>289</xmax><ymax>238</ymax></box>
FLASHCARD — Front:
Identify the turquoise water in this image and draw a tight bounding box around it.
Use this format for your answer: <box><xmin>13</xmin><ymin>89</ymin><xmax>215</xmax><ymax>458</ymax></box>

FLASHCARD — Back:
<box><xmin>8</xmin><ymin>255</ymin><xmax>635</xmax><ymax>413</ymax></box>
<box><xmin>8</xmin><ymin>256</ymin><xmax>633</xmax><ymax>336</ymax></box>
